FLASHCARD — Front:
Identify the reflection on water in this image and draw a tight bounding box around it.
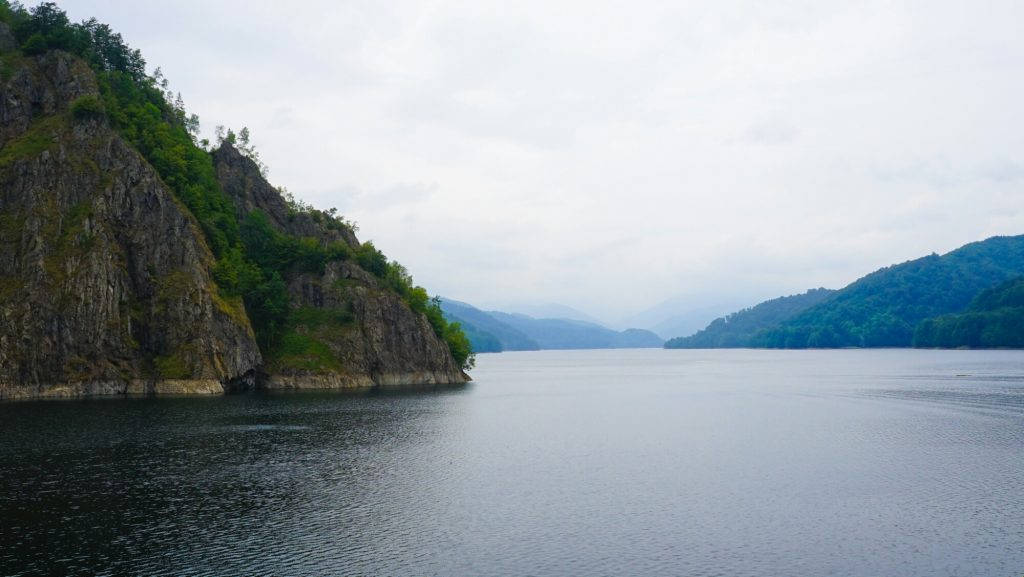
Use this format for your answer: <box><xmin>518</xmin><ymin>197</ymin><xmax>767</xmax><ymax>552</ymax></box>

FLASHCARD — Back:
<box><xmin>1</xmin><ymin>349</ymin><xmax>1022</xmax><ymax>576</ymax></box>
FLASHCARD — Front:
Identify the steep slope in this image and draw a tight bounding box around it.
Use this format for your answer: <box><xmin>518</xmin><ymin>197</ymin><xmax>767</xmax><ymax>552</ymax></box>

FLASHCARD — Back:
<box><xmin>487</xmin><ymin>311</ymin><xmax>663</xmax><ymax>349</ymax></box>
<box><xmin>440</xmin><ymin>298</ymin><xmax>540</xmax><ymax>352</ymax></box>
<box><xmin>757</xmin><ymin>236</ymin><xmax>1024</xmax><ymax>348</ymax></box>
<box><xmin>665</xmin><ymin>288</ymin><xmax>835</xmax><ymax>348</ymax></box>
<box><xmin>213</xmin><ymin>144</ymin><xmax>467</xmax><ymax>388</ymax></box>
<box><xmin>0</xmin><ymin>50</ymin><xmax>260</xmax><ymax>398</ymax></box>
<box><xmin>0</xmin><ymin>7</ymin><xmax>469</xmax><ymax>397</ymax></box>
<box><xmin>914</xmin><ymin>277</ymin><xmax>1024</xmax><ymax>348</ymax></box>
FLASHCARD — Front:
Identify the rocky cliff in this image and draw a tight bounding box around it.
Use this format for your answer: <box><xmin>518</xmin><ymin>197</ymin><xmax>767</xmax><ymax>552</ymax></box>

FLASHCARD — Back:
<box><xmin>0</xmin><ymin>25</ymin><xmax>467</xmax><ymax>398</ymax></box>
<box><xmin>0</xmin><ymin>51</ymin><xmax>261</xmax><ymax>398</ymax></box>
<box><xmin>213</xmin><ymin>144</ymin><xmax>467</xmax><ymax>390</ymax></box>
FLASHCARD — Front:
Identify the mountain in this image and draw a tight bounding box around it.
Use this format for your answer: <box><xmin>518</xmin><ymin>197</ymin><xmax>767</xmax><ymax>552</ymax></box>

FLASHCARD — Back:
<box><xmin>500</xmin><ymin>302</ymin><xmax>608</xmax><ymax>327</ymax></box>
<box><xmin>757</xmin><ymin>235</ymin><xmax>1024</xmax><ymax>348</ymax></box>
<box><xmin>619</xmin><ymin>296</ymin><xmax>753</xmax><ymax>340</ymax></box>
<box><xmin>487</xmin><ymin>311</ymin><xmax>663</xmax><ymax>350</ymax></box>
<box><xmin>665</xmin><ymin>288</ymin><xmax>835</xmax><ymax>348</ymax></box>
<box><xmin>442</xmin><ymin>299</ymin><xmax>663</xmax><ymax>351</ymax></box>
<box><xmin>914</xmin><ymin>277</ymin><xmax>1024</xmax><ymax>348</ymax></box>
<box><xmin>0</xmin><ymin>6</ymin><xmax>468</xmax><ymax>398</ymax></box>
<box><xmin>440</xmin><ymin>299</ymin><xmax>540</xmax><ymax>352</ymax></box>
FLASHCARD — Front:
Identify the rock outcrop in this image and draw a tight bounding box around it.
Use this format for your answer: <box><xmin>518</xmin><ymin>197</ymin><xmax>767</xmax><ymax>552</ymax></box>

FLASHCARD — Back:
<box><xmin>213</xmin><ymin>143</ymin><xmax>467</xmax><ymax>390</ymax></box>
<box><xmin>0</xmin><ymin>53</ymin><xmax>261</xmax><ymax>399</ymax></box>
<box><xmin>0</xmin><ymin>48</ymin><xmax>466</xmax><ymax>398</ymax></box>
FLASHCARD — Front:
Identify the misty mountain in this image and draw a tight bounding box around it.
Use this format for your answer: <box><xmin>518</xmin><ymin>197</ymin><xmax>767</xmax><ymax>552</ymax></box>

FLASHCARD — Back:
<box><xmin>441</xmin><ymin>299</ymin><xmax>663</xmax><ymax>351</ymax></box>
<box><xmin>439</xmin><ymin>299</ymin><xmax>540</xmax><ymax>353</ymax></box>
<box><xmin>500</xmin><ymin>302</ymin><xmax>609</xmax><ymax>327</ymax></box>
<box><xmin>486</xmin><ymin>312</ymin><xmax>663</xmax><ymax>350</ymax></box>
<box><xmin>618</xmin><ymin>296</ymin><xmax>753</xmax><ymax>339</ymax></box>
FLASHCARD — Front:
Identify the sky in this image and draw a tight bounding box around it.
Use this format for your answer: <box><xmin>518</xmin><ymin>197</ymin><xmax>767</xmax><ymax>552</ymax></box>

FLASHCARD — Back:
<box><xmin>64</xmin><ymin>0</ymin><xmax>1024</xmax><ymax>329</ymax></box>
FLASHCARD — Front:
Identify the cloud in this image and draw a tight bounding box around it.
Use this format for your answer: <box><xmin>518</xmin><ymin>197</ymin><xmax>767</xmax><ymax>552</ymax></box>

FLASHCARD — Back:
<box><xmin>65</xmin><ymin>0</ymin><xmax>1024</xmax><ymax>323</ymax></box>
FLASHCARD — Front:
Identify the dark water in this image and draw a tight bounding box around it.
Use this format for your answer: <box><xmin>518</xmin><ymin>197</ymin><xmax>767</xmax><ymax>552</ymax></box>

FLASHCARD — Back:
<box><xmin>2</xmin><ymin>349</ymin><xmax>1023</xmax><ymax>576</ymax></box>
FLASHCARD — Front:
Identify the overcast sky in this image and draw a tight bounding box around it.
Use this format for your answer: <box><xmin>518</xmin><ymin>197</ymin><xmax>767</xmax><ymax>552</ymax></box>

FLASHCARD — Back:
<box><xmin>65</xmin><ymin>0</ymin><xmax>1024</xmax><ymax>326</ymax></box>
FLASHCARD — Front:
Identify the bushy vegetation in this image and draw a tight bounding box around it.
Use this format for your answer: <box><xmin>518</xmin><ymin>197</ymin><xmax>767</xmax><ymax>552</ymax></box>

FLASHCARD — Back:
<box><xmin>664</xmin><ymin>288</ymin><xmax>835</xmax><ymax>348</ymax></box>
<box><xmin>69</xmin><ymin>94</ymin><xmax>105</xmax><ymax>120</ymax></box>
<box><xmin>754</xmin><ymin>236</ymin><xmax>1024</xmax><ymax>348</ymax></box>
<box><xmin>0</xmin><ymin>1</ymin><xmax>473</xmax><ymax>370</ymax></box>
<box><xmin>914</xmin><ymin>277</ymin><xmax>1024</xmax><ymax>348</ymax></box>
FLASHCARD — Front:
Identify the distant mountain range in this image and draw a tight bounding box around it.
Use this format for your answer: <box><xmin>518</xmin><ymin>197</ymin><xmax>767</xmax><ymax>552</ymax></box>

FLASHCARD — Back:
<box><xmin>441</xmin><ymin>299</ymin><xmax>663</xmax><ymax>352</ymax></box>
<box><xmin>666</xmin><ymin>235</ymin><xmax>1024</xmax><ymax>349</ymax></box>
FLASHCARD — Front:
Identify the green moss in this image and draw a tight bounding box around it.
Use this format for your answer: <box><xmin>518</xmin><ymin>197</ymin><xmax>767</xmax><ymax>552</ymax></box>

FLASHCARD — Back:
<box><xmin>269</xmin><ymin>330</ymin><xmax>342</xmax><ymax>372</ymax></box>
<box><xmin>63</xmin><ymin>355</ymin><xmax>94</xmax><ymax>382</ymax></box>
<box><xmin>0</xmin><ymin>52</ymin><xmax>24</xmax><ymax>82</ymax></box>
<box><xmin>41</xmin><ymin>199</ymin><xmax>96</xmax><ymax>286</ymax></box>
<box><xmin>0</xmin><ymin>276</ymin><xmax>19</xmax><ymax>300</ymax></box>
<box><xmin>154</xmin><ymin>353</ymin><xmax>190</xmax><ymax>379</ymax></box>
<box><xmin>156</xmin><ymin>270</ymin><xmax>193</xmax><ymax>301</ymax></box>
<box><xmin>0</xmin><ymin>212</ymin><xmax>24</xmax><ymax>243</ymax></box>
<box><xmin>0</xmin><ymin>115</ymin><xmax>64</xmax><ymax>168</ymax></box>
<box><xmin>210</xmin><ymin>286</ymin><xmax>250</xmax><ymax>329</ymax></box>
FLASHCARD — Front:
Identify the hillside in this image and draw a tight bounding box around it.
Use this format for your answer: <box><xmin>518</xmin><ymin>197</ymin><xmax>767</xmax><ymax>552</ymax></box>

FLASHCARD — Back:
<box><xmin>756</xmin><ymin>235</ymin><xmax>1024</xmax><ymax>348</ymax></box>
<box><xmin>914</xmin><ymin>277</ymin><xmax>1024</xmax><ymax>348</ymax></box>
<box><xmin>0</xmin><ymin>4</ymin><xmax>469</xmax><ymax>398</ymax></box>
<box><xmin>439</xmin><ymin>299</ymin><xmax>540</xmax><ymax>353</ymax></box>
<box><xmin>665</xmin><ymin>288</ymin><xmax>835</xmax><ymax>348</ymax></box>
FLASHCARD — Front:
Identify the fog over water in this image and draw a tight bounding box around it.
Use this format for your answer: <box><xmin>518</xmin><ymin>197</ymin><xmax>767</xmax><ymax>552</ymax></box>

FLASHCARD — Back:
<box><xmin>62</xmin><ymin>1</ymin><xmax>1024</xmax><ymax>324</ymax></box>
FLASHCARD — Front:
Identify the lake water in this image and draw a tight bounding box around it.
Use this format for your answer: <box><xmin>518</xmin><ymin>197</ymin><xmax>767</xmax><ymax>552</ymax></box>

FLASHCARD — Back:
<box><xmin>1</xmin><ymin>349</ymin><xmax>1023</xmax><ymax>576</ymax></box>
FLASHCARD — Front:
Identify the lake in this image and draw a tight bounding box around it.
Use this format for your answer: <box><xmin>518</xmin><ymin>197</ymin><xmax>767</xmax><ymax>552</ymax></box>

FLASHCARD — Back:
<box><xmin>1</xmin><ymin>349</ymin><xmax>1022</xmax><ymax>576</ymax></box>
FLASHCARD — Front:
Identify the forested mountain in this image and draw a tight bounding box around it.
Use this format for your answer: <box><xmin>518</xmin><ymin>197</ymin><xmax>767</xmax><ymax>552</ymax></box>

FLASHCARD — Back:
<box><xmin>663</xmin><ymin>235</ymin><xmax>1024</xmax><ymax>350</ymax></box>
<box><xmin>756</xmin><ymin>236</ymin><xmax>1024</xmax><ymax>348</ymax></box>
<box><xmin>664</xmin><ymin>288</ymin><xmax>835</xmax><ymax>348</ymax></box>
<box><xmin>914</xmin><ymin>277</ymin><xmax>1024</xmax><ymax>348</ymax></box>
<box><xmin>0</xmin><ymin>3</ymin><xmax>469</xmax><ymax>398</ymax></box>
<box><xmin>439</xmin><ymin>299</ymin><xmax>540</xmax><ymax>353</ymax></box>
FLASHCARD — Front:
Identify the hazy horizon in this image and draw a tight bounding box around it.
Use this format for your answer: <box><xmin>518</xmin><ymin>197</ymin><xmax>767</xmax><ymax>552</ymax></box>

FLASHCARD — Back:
<box><xmin>64</xmin><ymin>1</ymin><xmax>1024</xmax><ymax>325</ymax></box>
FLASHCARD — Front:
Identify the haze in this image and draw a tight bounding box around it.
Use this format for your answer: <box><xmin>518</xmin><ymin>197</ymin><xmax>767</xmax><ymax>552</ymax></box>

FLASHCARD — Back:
<box><xmin>65</xmin><ymin>0</ymin><xmax>1024</xmax><ymax>331</ymax></box>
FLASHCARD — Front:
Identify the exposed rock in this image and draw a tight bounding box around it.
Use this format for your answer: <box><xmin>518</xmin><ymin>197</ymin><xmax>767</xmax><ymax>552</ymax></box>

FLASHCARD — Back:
<box><xmin>1</xmin><ymin>51</ymin><xmax>96</xmax><ymax>147</ymax></box>
<box><xmin>0</xmin><ymin>57</ymin><xmax>261</xmax><ymax>399</ymax></box>
<box><xmin>264</xmin><ymin>261</ymin><xmax>467</xmax><ymax>389</ymax></box>
<box><xmin>213</xmin><ymin>150</ymin><xmax>467</xmax><ymax>389</ymax></box>
<box><xmin>0</xmin><ymin>48</ymin><xmax>465</xmax><ymax>399</ymax></box>
<box><xmin>212</xmin><ymin>143</ymin><xmax>359</xmax><ymax>247</ymax></box>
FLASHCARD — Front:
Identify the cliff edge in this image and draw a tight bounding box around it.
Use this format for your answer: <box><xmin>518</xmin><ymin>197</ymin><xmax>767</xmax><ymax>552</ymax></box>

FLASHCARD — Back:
<box><xmin>0</xmin><ymin>13</ymin><xmax>469</xmax><ymax>398</ymax></box>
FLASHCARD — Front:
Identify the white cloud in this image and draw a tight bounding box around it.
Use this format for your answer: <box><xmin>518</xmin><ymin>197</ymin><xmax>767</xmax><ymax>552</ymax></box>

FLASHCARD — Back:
<box><xmin>63</xmin><ymin>0</ymin><xmax>1024</xmax><ymax>327</ymax></box>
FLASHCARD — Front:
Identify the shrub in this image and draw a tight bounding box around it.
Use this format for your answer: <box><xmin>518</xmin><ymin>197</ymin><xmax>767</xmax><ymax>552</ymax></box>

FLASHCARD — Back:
<box><xmin>70</xmin><ymin>94</ymin><xmax>105</xmax><ymax>120</ymax></box>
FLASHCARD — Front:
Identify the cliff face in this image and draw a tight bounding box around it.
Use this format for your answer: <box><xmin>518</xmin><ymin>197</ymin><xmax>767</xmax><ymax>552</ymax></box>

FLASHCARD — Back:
<box><xmin>213</xmin><ymin>144</ymin><xmax>467</xmax><ymax>390</ymax></box>
<box><xmin>0</xmin><ymin>52</ymin><xmax>261</xmax><ymax>398</ymax></box>
<box><xmin>0</xmin><ymin>46</ymin><xmax>466</xmax><ymax>398</ymax></box>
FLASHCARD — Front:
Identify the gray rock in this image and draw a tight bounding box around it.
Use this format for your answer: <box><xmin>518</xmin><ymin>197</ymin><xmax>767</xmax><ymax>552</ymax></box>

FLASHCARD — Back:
<box><xmin>213</xmin><ymin>147</ymin><xmax>467</xmax><ymax>388</ymax></box>
<box><xmin>213</xmin><ymin>143</ymin><xmax>359</xmax><ymax>247</ymax></box>
<box><xmin>0</xmin><ymin>56</ymin><xmax>261</xmax><ymax>399</ymax></box>
<box><xmin>0</xmin><ymin>48</ymin><xmax>464</xmax><ymax>399</ymax></box>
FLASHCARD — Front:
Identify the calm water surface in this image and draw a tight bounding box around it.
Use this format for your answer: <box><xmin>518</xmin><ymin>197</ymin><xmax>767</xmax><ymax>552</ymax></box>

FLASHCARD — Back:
<box><xmin>2</xmin><ymin>349</ymin><xmax>1023</xmax><ymax>576</ymax></box>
